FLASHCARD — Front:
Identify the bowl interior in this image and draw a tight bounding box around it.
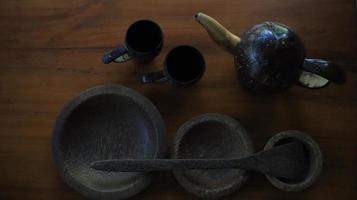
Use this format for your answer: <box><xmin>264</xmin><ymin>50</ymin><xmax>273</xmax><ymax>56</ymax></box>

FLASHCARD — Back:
<box><xmin>263</xmin><ymin>130</ymin><xmax>323</xmax><ymax>191</ymax></box>
<box><xmin>272</xmin><ymin>138</ymin><xmax>310</xmax><ymax>183</ymax></box>
<box><xmin>58</xmin><ymin>93</ymin><xmax>159</xmax><ymax>191</ymax></box>
<box><xmin>175</xmin><ymin>120</ymin><xmax>250</xmax><ymax>189</ymax></box>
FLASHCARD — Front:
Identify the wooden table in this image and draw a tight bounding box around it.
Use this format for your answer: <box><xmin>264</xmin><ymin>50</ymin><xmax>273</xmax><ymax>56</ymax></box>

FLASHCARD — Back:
<box><xmin>0</xmin><ymin>0</ymin><xmax>356</xmax><ymax>199</ymax></box>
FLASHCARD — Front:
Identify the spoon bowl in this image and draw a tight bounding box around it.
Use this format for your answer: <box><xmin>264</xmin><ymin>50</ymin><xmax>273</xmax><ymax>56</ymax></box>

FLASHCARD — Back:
<box><xmin>264</xmin><ymin>130</ymin><xmax>323</xmax><ymax>191</ymax></box>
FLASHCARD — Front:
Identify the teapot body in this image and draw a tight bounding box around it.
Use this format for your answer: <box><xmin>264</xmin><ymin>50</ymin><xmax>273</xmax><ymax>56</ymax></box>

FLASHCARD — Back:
<box><xmin>195</xmin><ymin>12</ymin><xmax>344</xmax><ymax>92</ymax></box>
<box><xmin>234</xmin><ymin>22</ymin><xmax>305</xmax><ymax>93</ymax></box>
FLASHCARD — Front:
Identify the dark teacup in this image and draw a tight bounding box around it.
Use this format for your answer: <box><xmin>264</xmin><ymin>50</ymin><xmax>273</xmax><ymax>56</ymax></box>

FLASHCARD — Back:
<box><xmin>103</xmin><ymin>20</ymin><xmax>163</xmax><ymax>64</ymax></box>
<box><xmin>141</xmin><ymin>45</ymin><xmax>205</xmax><ymax>86</ymax></box>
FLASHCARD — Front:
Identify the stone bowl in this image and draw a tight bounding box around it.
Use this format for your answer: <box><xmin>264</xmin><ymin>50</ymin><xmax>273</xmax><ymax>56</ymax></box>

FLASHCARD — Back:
<box><xmin>264</xmin><ymin>130</ymin><xmax>323</xmax><ymax>191</ymax></box>
<box><xmin>52</xmin><ymin>85</ymin><xmax>166</xmax><ymax>199</ymax></box>
<box><xmin>171</xmin><ymin>113</ymin><xmax>253</xmax><ymax>198</ymax></box>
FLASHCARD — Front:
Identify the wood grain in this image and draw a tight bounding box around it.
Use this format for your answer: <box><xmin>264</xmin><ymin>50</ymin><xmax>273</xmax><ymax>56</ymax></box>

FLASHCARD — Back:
<box><xmin>0</xmin><ymin>0</ymin><xmax>356</xmax><ymax>199</ymax></box>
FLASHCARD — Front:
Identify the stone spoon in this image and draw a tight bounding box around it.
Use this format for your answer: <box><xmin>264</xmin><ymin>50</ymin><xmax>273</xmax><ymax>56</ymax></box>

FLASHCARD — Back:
<box><xmin>91</xmin><ymin>141</ymin><xmax>308</xmax><ymax>180</ymax></box>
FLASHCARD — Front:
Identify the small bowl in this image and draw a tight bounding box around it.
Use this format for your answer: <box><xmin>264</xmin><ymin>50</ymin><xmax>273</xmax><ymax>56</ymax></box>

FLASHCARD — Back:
<box><xmin>264</xmin><ymin>130</ymin><xmax>323</xmax><ymax>191</ymax></box>
<box><xmin>52</xmin><ymin>85</ymin><xmax>166</xmax><ymax>199</ymax></box>
<box><xmin>171</xmin><ymin>113</ymin><xmax>253</xmax><ymax>198</ymax></box>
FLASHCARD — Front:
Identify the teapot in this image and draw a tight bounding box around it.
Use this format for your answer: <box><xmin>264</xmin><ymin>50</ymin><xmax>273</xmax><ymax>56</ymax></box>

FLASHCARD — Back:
<box><xmin>195</xmin><ymin>12</ymin><xmax>345</xmax><ymax>93</ymax></box>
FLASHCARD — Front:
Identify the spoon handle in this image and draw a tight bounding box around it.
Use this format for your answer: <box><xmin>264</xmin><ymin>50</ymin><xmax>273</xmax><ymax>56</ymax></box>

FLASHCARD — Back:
<box><xmin>92</xmin><ymin>158</ymin><xmax>246</xmax><ymax>171</ymax></box>
<box><xmin>91</xmin><ymin>142</ymin><xmax>306</xmax><ymax>180</ymax></box>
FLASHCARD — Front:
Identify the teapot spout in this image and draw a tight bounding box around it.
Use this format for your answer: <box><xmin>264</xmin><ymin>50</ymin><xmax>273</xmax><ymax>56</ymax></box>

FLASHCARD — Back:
<box><xmin>195</xmin><ymin>12</ymin><xmax>240</xmax><ymax>54</ymax></box>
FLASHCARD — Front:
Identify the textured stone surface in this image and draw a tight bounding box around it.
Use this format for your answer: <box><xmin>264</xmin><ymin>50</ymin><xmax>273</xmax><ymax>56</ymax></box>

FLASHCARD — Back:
<box><xmin>172</xmin><ymin>113</ymin><xmax>253</xmax><ymax>198</ymax></box>
<box><xmin>52</xmin><ymin>85</ymin><xmax>166</xmax><ymax>199</ymax></box>
<box><xmin>264</xmin><ymin>130</ymin><xmax>323</xmax><ymax>191</ymax></box>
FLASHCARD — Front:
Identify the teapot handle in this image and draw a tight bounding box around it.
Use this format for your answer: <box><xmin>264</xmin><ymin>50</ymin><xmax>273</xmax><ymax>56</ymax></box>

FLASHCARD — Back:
<box><xmin>299</xmin><ymin>58</ymin><xmax>346</xmax><ymax>88</ymax></box>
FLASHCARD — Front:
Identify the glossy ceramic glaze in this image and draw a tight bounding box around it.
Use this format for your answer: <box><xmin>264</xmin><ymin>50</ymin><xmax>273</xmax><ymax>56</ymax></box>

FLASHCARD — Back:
<box><xmin>236</xmin><ymin>22</ymin><xmax>305</xmax><ymax>92</ymax></box>
<box><xmin>141</xmin><ymin>45</ymin><xmax>206</xmax><ymax>86</ymax></box>
<box><xmin>103</xmin><ymin>20</ymin><xmax>163</xmax><ymax>64</ymax></box>
<box><xmin>195</xmin><ymin>12</ymin><xmax>345</xmax><ymax>93</ymax></box>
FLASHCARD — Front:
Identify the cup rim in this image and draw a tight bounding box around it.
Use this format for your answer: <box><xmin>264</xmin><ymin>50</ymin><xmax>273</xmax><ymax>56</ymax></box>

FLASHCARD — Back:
<box><xmin>125</xmin><ymin>19</ymin><xmax>164</xmax><ymax>54</ymax></box>
<box><xmin>164</xmin><ymin>45</ymin><xmax>206</xmax><ymax>85</ymax></box>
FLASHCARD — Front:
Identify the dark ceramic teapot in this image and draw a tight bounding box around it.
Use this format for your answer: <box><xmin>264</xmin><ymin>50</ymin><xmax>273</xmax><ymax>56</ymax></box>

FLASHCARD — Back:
<box><xmin>195</xmin><ymin>13</ymin><xmax>345</xmax><ymax>93</ymax></box>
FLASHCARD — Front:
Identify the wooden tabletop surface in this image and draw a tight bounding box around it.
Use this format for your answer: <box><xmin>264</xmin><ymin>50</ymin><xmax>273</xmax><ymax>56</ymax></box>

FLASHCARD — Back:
<box><xmin>0</xmin><ymin>0</ymin><xmax>356</xmax><ymax>199</ymax></box>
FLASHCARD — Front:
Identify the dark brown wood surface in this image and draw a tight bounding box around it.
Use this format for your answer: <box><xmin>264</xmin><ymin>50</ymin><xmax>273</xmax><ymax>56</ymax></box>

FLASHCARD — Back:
<box><xmin>0</xmin><ymin>0</ymin><xmax>356</xmax><ymax>199</ymax></box>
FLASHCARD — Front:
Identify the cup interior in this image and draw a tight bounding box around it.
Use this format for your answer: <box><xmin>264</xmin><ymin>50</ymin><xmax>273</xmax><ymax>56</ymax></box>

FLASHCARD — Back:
<box><xmin>165</xmin><ymin>45</ymin><xmax>205</xmax><ymax>84</ymax></box>
<box><xmin>126</xmin><ymin>20</ymin><xmax>163</xmax><ymax>52</ymax></box>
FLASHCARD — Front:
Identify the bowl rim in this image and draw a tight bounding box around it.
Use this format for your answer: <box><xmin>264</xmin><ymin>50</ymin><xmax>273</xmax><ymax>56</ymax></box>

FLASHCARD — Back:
<box><xmin>264</xmin><ymin>130</ymin><xmax>323</xmax><ymax>191</ymax></box>
<box><xmin>52</xmin><ymin>84</ymin><xmax>166</xmax><ymax>199</ymax></box>
<box><xmin>171</xmin><ymin>113</ymin><xmax>254</xmax><ymax>198</ymax></box>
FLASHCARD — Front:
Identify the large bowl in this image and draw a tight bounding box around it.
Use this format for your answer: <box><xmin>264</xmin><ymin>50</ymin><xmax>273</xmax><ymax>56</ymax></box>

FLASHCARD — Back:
<box><xmin>52</xmin><ymin>85</ymin><xmax>166</xmax><ymax>199</ymax></box>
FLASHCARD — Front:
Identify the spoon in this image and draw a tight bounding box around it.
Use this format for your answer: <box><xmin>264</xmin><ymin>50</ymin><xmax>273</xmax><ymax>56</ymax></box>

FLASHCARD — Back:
<box><xmin>91</xmin><ymin>141</ymin><xmax>308</xmax><ymax>180</ymax></box>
